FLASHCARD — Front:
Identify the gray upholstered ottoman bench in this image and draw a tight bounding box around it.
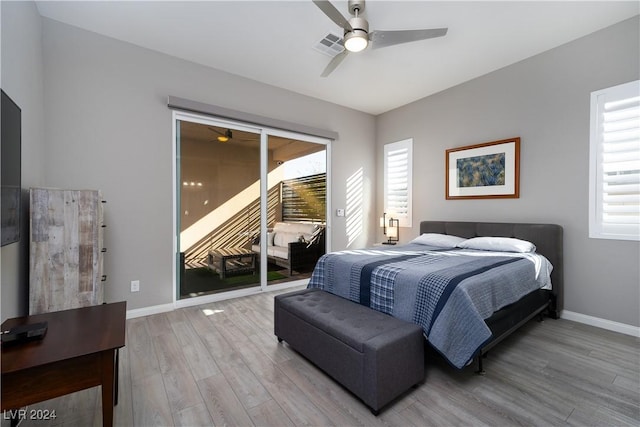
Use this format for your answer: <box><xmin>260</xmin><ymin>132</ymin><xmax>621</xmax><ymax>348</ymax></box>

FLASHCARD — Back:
<box><xmin>274</xmin><ymin>288</ymin><xmax>425</xmax><ymax>415</ymax></box>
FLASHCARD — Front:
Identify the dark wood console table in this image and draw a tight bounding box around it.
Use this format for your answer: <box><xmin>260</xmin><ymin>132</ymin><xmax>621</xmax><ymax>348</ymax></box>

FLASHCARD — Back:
<box><xmin>1</xmin><ymin>301</ymin><xmax>126</xmax><ymax>426</ymax></box>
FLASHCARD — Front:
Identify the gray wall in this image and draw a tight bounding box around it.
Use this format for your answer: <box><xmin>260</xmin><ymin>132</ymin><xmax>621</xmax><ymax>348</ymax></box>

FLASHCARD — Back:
<box><xmin>0</xmin><ymin>1</ymin><xmax>46</xmax><ymax>319</ymax></box>
<box><xmin>376</xmin><ymin>17</ymin><xmax>640</xmax><ymax>327</ymax></box>
<box><xmin>35</xmin><ymin>18</ymin><xmax>375</xmax><ymax>311</ymax></box>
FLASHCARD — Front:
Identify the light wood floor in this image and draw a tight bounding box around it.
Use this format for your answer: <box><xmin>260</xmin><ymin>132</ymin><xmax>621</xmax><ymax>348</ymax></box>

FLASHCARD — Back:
<box><xmin>12</xmin><ymin>287</ymin><xmax>640</xmax><ymax>426</ymax></box>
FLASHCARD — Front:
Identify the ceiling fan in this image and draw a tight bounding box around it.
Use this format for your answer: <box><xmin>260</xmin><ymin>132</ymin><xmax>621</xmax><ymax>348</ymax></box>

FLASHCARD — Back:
<box><xmin>208</xmin><ymin>127</ymin><xmax>233</xmax><ymax>143</ymax></box>
<box><xmin>312</xmin><ymin>0</ymin><xmax>448</xmax><ymax>77</ymax></box>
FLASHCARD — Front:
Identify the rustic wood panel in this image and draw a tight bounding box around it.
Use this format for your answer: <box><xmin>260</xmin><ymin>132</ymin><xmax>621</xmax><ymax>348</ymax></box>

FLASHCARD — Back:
<box><xmin>29</xmin><ymin>188</ymin><xmax>104</xmax><ymax>314</ymax></box>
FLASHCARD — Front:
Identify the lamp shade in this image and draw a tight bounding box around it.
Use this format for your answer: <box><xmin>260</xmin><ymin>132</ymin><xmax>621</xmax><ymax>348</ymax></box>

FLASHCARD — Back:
<box><xmin>386</xmin><ymin>217</ymin><xmax>399</xmax><ymax>244</ymax></box>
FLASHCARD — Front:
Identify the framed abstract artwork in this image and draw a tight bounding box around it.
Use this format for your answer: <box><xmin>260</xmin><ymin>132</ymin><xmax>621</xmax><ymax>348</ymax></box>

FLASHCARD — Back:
<box><xmin>446</xmin><ymin>137</ymin><xmax>520</xmax><ymax>200</ymax></box>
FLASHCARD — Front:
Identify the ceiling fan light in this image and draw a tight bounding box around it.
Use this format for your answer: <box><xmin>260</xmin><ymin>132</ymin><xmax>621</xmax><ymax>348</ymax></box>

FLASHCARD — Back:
<box><xmin>344</xmin><ymin>30</ymin><xmax>368</xmax><ymax>52</ymax></box>
<box><xmin>217</xmin><ymin>129</ymin><xmax>232</xmax><ymax>142</ymax></box>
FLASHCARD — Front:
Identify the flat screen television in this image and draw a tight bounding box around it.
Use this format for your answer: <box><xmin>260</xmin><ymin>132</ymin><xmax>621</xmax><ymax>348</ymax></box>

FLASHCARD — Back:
<box><xmin>1</xmin><ymin>89</ymin><xmax>22</xmax><ymax>246</ymax></box>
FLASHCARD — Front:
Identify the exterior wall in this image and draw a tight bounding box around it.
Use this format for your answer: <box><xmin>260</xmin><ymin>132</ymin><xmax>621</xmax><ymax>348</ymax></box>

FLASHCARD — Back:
<box><xmin>180</xmin><ymin>137</ymin><xmax>261</xmax><ymax>231</ymax></box>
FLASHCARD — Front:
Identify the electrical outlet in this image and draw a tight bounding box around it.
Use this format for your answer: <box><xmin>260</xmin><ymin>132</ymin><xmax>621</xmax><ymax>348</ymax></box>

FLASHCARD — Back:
<box><xmin>336</xmin><ymin>208</ymin><xmax>345</xmax><ymax>217</ymax></box>
<box><xmin>131</xmin><ymin>280</ymin><xmax>140</xmax><ymax>292</ymax></box>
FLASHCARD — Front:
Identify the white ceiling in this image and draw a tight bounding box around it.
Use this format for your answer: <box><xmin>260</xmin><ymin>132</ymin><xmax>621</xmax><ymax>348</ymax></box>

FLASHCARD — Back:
<box><xmin>35</xmin><ymin>1</ymin><xmax>639</xmax><ymax>115</ymax></box>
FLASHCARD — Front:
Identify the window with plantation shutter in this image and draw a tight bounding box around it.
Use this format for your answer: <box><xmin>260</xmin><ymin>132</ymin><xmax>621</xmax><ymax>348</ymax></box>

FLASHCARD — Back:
<box><xmin>384</xmin><ymin>139</ymin><xmax>412</xmax><ymax>227</ymax></box>
<box><xmin>589</xmin><ymin>80</ymin><xmax>640</xmax><ymax>241</ymax></box>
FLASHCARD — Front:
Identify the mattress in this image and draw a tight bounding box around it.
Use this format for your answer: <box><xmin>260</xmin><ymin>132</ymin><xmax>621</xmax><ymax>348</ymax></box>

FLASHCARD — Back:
<box><xmin>307</xmin><ymin>243</ymin><xmax>553</xmax><ymax>368</ymax></box>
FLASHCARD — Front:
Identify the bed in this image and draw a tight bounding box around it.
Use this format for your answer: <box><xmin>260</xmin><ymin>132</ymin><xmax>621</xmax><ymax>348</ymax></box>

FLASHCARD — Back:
<box><xmin>307</xmin><ymin>221</ymin><xmax>563</xmax><ymax>371</ymax></box>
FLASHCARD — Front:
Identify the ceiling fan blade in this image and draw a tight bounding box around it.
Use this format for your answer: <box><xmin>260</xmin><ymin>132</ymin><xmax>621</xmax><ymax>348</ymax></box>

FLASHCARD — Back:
<box><xmin>312</xmin><ymin>0</ymin><xmax>352</xmax><ymax>31</ymax></box>
<box><xmin>370</xmin><ymin>28</ymin><xmax>448</xmax><ymax>49</ymax></box>
<box><xmin>321</xmin><ymin>50</ymin><xmax>349</xmax><ymax>77</ymax></box>
<box><xmin>207</xmin><ymin>126</ymin><xmax>223</xmax><ymax>136</ymax></box>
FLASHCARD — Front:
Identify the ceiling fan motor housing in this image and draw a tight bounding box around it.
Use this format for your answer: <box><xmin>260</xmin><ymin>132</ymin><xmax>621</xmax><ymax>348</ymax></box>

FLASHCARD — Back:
<box><xmin>343</xmin><ymin>16</ymin><xmax>369</xmax><ymax>52</ymax></box>
<box><xmin>345</xmin><ymin>16</ymin><xmax>368</xmax><ymax>37</ymax></box>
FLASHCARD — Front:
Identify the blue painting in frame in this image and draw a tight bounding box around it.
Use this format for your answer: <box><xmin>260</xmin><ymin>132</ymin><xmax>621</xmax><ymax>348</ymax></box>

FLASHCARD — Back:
<box><xmin>446</xmin><ymin>138</ymin><xmax>520</xmax><ymax>199</ymax></box>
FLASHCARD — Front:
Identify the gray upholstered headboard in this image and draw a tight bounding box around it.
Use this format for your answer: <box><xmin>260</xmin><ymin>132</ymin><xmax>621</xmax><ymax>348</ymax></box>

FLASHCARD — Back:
<box><xmin>420</xmin><ymin>221</ymin><xmax>563</xmax><ymax>314</ymax></box>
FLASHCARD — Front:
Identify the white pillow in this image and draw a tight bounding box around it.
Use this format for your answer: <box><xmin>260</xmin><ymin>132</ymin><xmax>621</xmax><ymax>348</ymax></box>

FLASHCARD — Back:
<box><xmin>456</xmin><ymin>236</ymin><xmax>536</xmax><ymax>253</ymax></box>
<box><xmin>411</xmin><ymin>233</ymin><xmax>467</xmax><ymax>248</ymax></box>
<box><xmin>273</xmin><ymin>232</ymin><xmax>302</xmax><ymax>247</ymax></box>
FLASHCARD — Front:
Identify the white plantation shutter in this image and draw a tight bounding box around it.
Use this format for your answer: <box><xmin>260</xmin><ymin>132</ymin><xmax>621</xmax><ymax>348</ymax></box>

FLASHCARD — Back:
<box><xmin>384</xmin><ymin>139</ymin><xmax>412</xmax><ymax>227</ymax></box>
<box><xmin>589</xmin><ymin>80</ymin><xmax>640</xmax><ymax>241</ymax></box>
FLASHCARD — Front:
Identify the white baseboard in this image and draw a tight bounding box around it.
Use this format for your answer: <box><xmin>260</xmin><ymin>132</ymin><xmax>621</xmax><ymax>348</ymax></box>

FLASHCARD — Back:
<box><xmin>127</xmin><ymin>280</ymin><xmax>309</xmax><ymax>319</ymax></box>
<box><xmin>174</xmin><ymin>286</ymin><xmax>262</xmax><ymax>310</ymax></box>
<box><xmin>561</xmin><ymin>310</ymin><xmax>640</xmax><ymax>338</ymax></box>
<box><xmin>126</xmin><ymin>296</ymin><xmax>639</xmax><ymax>339</ymax></box>
<box><xmin>126</xmin><ymin>303</ymin><xmax>174</xmax><ymax>319</ymax></box>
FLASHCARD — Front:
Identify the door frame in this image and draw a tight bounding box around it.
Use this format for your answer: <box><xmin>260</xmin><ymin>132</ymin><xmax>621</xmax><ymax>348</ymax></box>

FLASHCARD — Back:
<box><xmin>172</xmin><ymin>111</ymin><xmax>331</xmax><ymax>308</ymax></box>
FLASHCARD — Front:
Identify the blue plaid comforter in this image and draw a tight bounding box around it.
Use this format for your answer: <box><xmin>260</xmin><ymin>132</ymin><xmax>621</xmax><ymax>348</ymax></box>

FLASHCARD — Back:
<box><xmin>307</xmin><ymin>243</ymin><xmax>553</xmax><ymax>368</ymax></box>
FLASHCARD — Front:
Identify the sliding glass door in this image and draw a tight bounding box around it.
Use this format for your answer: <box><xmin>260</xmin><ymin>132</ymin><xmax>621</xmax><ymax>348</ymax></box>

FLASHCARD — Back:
<box><xmin>266</xmin><ymin>133</ymin><xmax>327</xmax><ymax>287</ymax></box>
<box><xmin>177</xmin><ymin>118</ymin><xmax>262</xmax><ymax>298</ymax></box>
<box><xmin>174</xmin><ymin>113</ymin><xmax>328</xmax><ymax>301</ymax></box>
